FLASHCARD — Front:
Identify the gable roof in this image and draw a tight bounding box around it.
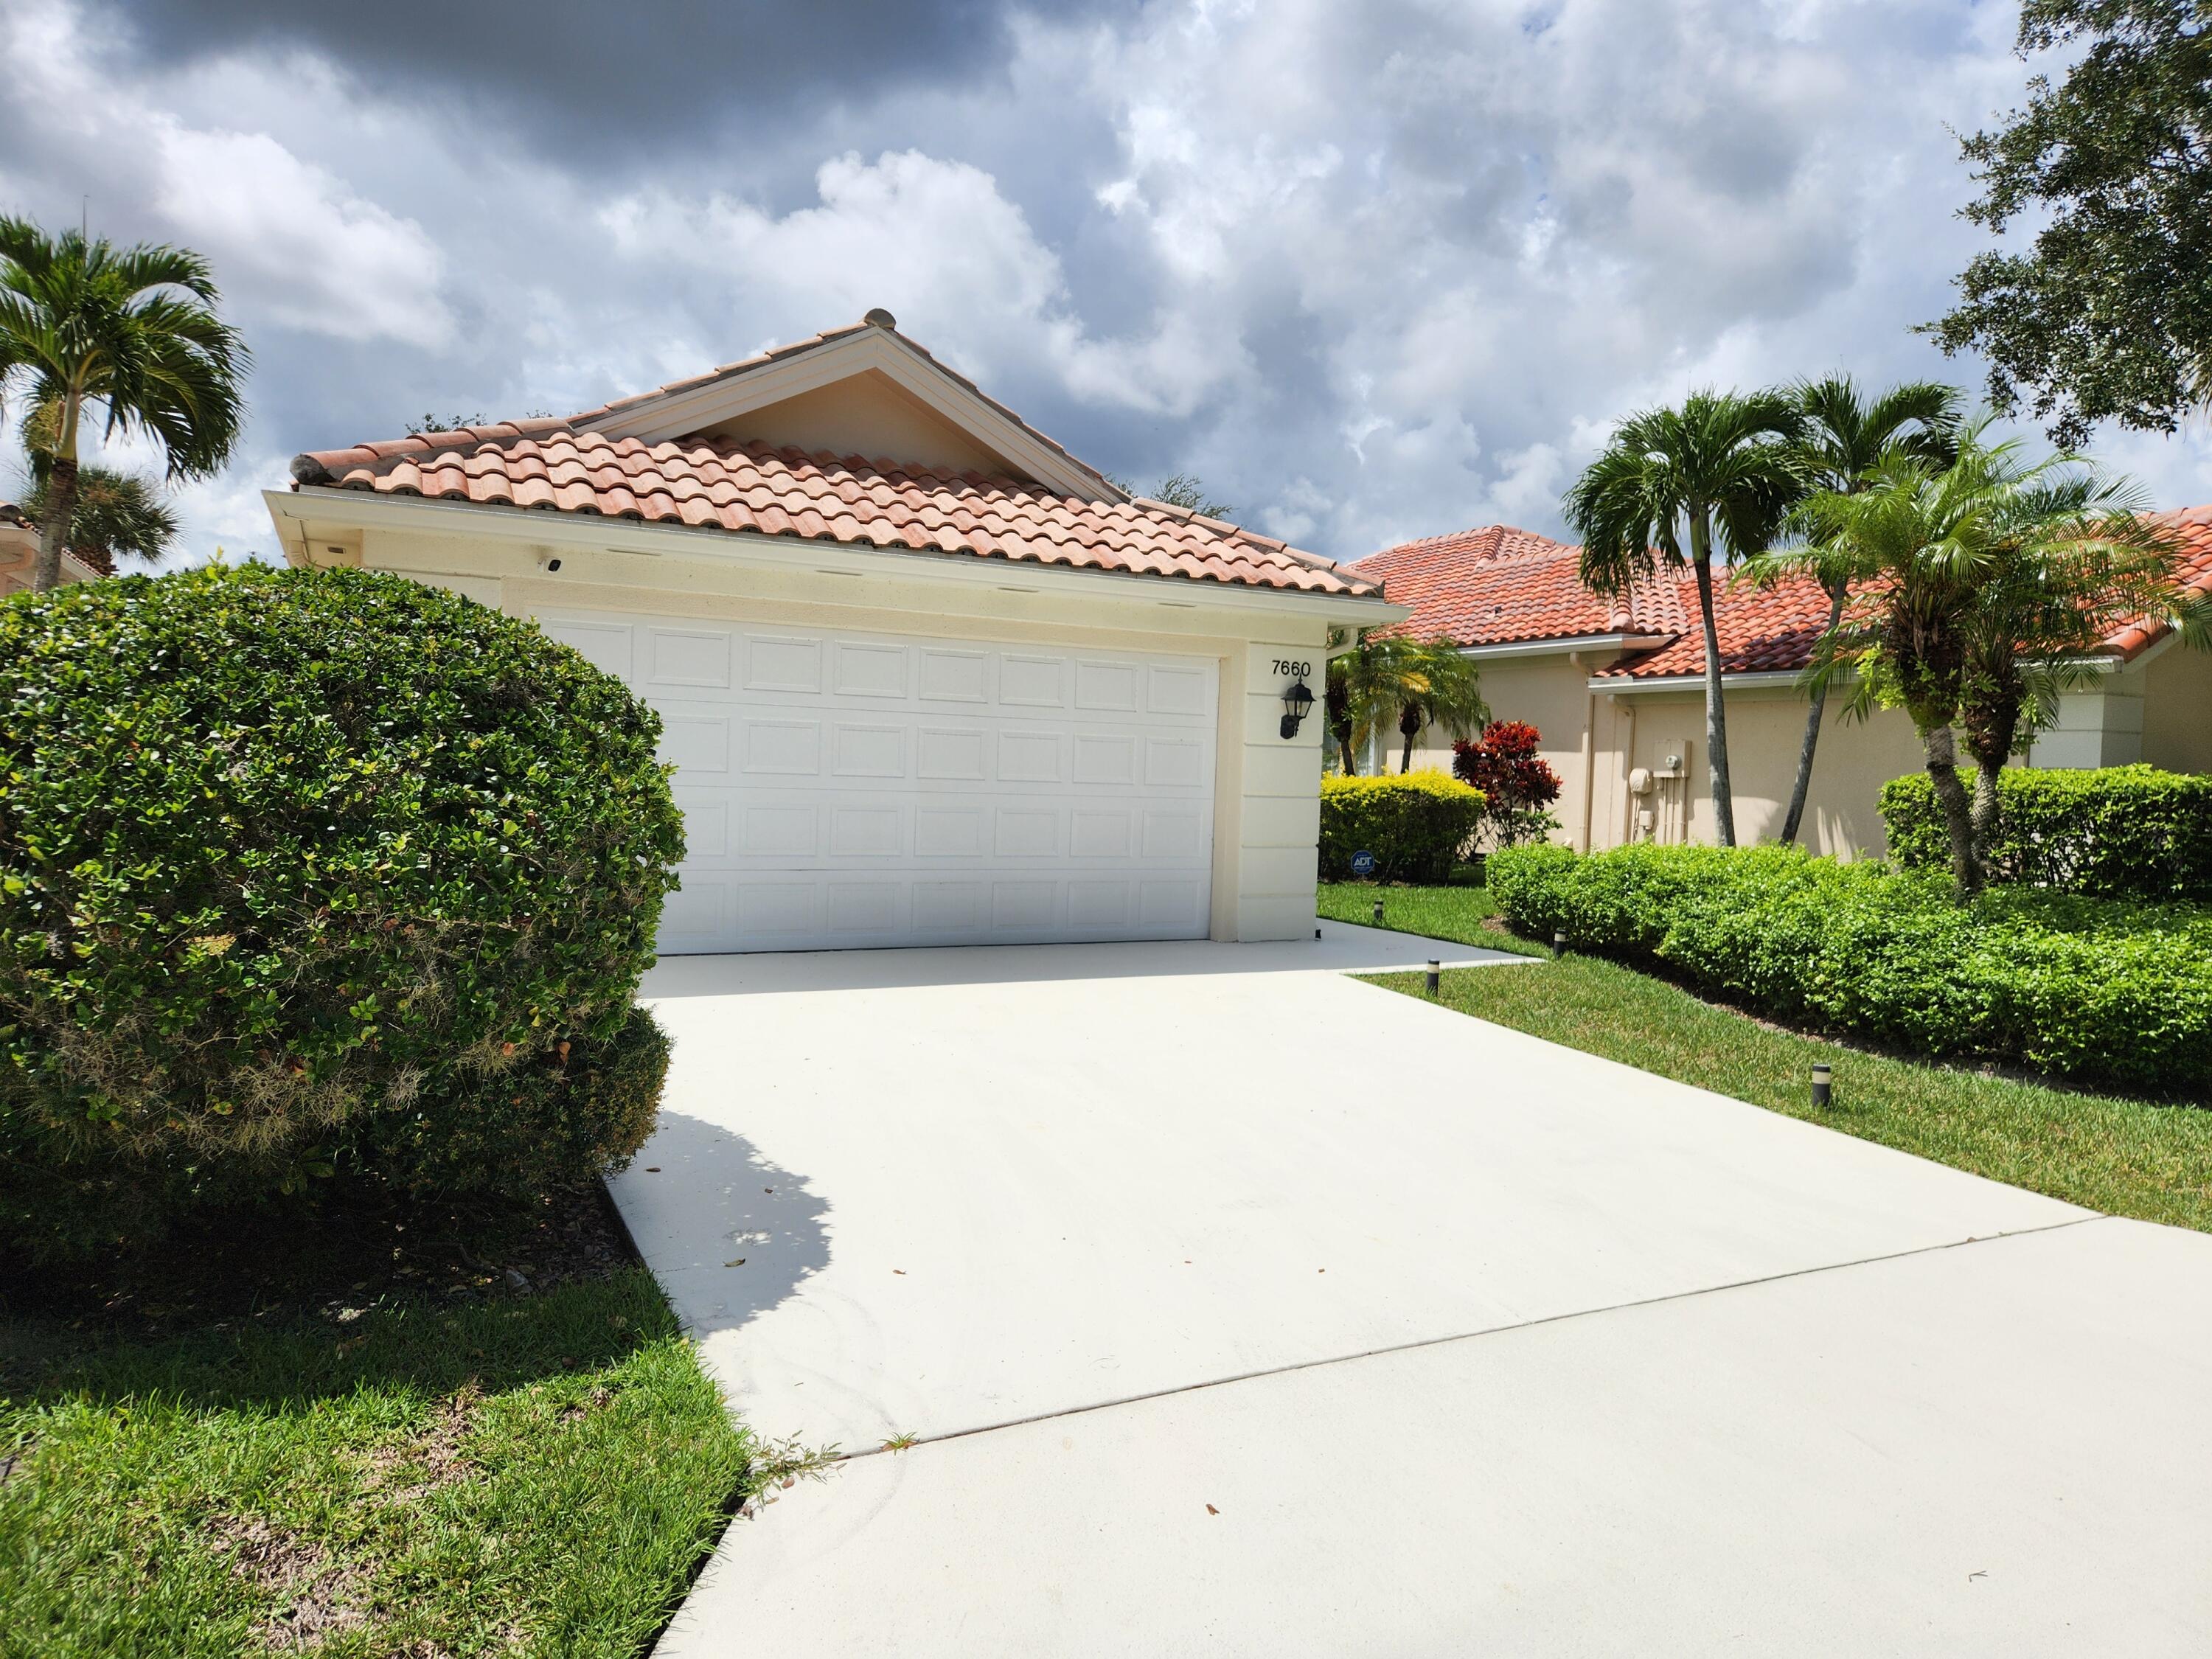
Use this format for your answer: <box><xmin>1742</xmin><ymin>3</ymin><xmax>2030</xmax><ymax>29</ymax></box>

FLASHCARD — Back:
<box><xmin>291</xmin><ymin>427</ymin><xmax>1377</xmax><ymax>598</ymax></box>
<box><xmin>286</xmin><ymin>316</ymin><xmax>1382</xmax><ymax>601</ymax></box>
<box><xmin>1353</xmin><ymin>515</ymin><xmax>2212</xmax><ymax>681</ymax></box>
<box><xmin>563</xmin><ymin>313</ymin><xmax>1119</xmax><ymax>500</ymax></box>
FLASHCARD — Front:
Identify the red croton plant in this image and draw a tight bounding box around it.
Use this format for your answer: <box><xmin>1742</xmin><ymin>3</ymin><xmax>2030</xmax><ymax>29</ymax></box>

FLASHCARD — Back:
<box><xmin>1451</xmin><ymin>720</ymin><xmax>1564</xmax><ymax>851</ymax></box>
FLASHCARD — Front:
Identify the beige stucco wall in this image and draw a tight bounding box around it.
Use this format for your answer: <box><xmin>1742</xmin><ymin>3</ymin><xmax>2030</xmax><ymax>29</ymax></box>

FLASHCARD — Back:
<box><xmin>2138</xmin><ymin>640</ymin><xmax>2212</xmax><ymax>776</ymax></box>
<box><xmin>694</xmin><ymin>369</ymin><xmax>1015</xmax><ymax>478</ymax></box>
<box><xmin>301</xmin><ymin>516</ymin><xmax>1340</xmax><ymax>944</ymax></box>
<box><xmin>1402</xmin><ymin>650</ymin><xmax>1928</xmax><ymax>856</ymax></box>
<box><xmin>1584</xmin><ymin>686</ymin><xmax>1925</xmax><ymax>856</ymax></box>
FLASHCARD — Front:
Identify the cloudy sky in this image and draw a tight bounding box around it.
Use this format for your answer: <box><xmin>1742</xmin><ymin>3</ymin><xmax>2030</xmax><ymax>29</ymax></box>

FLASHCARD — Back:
<box><xmin>4</xmin><ymin>0</ymin><xmax>2208</xmax><ymax>567</ymax></box>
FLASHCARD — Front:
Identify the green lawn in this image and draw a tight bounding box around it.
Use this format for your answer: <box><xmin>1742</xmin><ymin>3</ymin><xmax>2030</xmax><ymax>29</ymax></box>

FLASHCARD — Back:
<box><xmin>1346</xmin><ymin>882</ymin><xmax>2212</xmax><ymax>1234</ymax></box>
<box><xmin>1</xmin><ymin>1239</ymin><xmax>810</xmax><ymax>1656</ymax></box>
<box><xmin>1318</xmin><ymin>877</ymin><xmax>1552</xmax><ymax>957</ymax></box>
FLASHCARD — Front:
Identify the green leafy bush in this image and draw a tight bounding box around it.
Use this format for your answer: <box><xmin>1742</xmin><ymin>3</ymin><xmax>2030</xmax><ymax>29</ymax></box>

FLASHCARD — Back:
<box><xmin>1882</xmin><ymin>765</ymin><xmax>2212</xmax><ymax>898</ymax></box>
<box><xmin>1488</xmin><ymin>842</ymin><xmax>2212</xmax><ymax>1098</ymax></box>
<box><xmin>0</xmin><ymin>565</ymin><xmax>685</xmax><ymax>1259</ymax></box>
<box><xmin>1319</xmin><ymin>771</ymin><xmax>1486</xmax><ymax>882</ymax></box>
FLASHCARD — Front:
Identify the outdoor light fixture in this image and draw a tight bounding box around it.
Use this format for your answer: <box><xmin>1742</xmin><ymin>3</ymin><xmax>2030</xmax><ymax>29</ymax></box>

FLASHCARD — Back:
<box><xmin>1279</xmin><ymin>678</ymin><xmax>1315</xmax><ymax>739</ymax></box>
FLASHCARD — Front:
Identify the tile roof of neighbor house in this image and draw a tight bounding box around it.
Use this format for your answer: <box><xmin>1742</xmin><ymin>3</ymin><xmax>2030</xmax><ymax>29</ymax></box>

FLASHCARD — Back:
<box><xmin>1346</xmin><ymin>524</ymin><xmax>1686</xmax><ymax>644</ymax></box>
<box><xmin>288</xmin><ymin>323</ymin><xmax>1379</xmax><ymax>600</ymax></box>
<box><xmin>1352</xmin><ymin>513</ymin><xmax>2212</xmax><ymax>680</ymax></box>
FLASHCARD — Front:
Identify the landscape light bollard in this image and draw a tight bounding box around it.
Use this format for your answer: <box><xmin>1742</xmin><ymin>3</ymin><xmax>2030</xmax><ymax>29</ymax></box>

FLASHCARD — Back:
<box><xmin>1425</xmin><ymin>959</ymin><xmax>1440</xmax><ymax>996</ymax></box>
<box><xmin>1812</xmin><ymin>1062</ymin><xmax>1833</xmax><ymax>1110</ymax></box>
<box><xmin>1372</xmin><ymin>899</ymin><xmax>1385</xmax><ymax>926</ymax></box>
<box><xmin>1552</xmin><ymin>931</ymin><xmax>1567</xmax><ymax>955</ymax></box>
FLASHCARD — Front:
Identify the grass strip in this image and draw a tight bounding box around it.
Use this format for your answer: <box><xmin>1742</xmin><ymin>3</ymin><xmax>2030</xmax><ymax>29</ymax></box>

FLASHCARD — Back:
<box><xmin>1317</xmin><ymin>878</ymin><xmax>1552</xmax><ymax>957</ymax></box>
<box><xmin>0</xmin><ymin>1267</ymin><xmax>807</xmax><ymax>1658</ymax></box>
<box><xmin>1352</xmin><ymin>886</ymin><xmax>2212</xmax><ymax>1234</ymax></box>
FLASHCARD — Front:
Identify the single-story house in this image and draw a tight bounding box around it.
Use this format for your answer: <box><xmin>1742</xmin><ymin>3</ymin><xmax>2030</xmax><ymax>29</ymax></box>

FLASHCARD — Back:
<box><xmin>1347</xmin><ymin>518</ymin><xmax>2212</xmax><ymax>856</ymax></box>
<box><xmin>264</xmin><ymin>312</ymin><xmax>1401</xmax><ymax>953</ymax></box>
<box><xmin>0</xmin><ymin>503</ymin><xmax>100</xmax><ymax>593</ymax></box>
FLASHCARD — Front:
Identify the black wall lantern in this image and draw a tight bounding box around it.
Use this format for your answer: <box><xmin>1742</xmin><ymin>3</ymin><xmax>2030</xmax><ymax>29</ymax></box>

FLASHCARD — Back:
<box><xmin>1279</xmin><ymin>678</ymin><xmax>1315</xmax><ymax>740</ymax></box>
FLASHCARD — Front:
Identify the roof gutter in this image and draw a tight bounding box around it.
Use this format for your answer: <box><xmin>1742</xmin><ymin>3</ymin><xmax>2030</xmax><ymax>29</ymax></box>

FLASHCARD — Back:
<box><xmin>1590</xmin><ymin>668</ymin><xmax>1809</xmax><ymax>695</ymax></box>
<box><xmin>1454</xmin><ymin>631</ymin><xmax>1673</xmax><ymax>663</ymax></box>
<box><xmin>265</xmin><ymin>487</ymin><xmax>1408</xmax><ymax>625</ymax></box>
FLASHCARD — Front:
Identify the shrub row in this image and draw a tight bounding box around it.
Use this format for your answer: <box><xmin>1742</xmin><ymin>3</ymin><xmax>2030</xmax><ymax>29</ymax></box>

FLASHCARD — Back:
<box><xmin>0</xmin><ymin>566</ymin><xmax>685</xmax><ymax>1259</ymax></box>
<box><xmin>1487</xmin><ymin>842</ymin><xmax>2212</xmax><ymax>1098</ymax></box>
<box><xmin>1882</xmin><ymin>765</ymin><xmax>2212</xmax><ymax>899</ymax></box>
<box><xmin>1319</xmin><ymin>771</ymin><xmax>1486</xmax><ymax>882</ymax></box>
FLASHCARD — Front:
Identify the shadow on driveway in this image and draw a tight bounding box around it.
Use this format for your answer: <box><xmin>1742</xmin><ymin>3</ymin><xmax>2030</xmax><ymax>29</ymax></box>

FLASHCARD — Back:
<box><xmin>612</xmin><ymin>1110</ymin><xmax>832</xmax><ymax>1340</ymax></box>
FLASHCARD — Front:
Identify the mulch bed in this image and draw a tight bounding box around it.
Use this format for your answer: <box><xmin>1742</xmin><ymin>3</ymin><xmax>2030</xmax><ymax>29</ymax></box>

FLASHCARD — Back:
<box><xmin>0</xmin><ymin>1179</ymin><xmax>641</xmax><ymax>1342</ymax></box>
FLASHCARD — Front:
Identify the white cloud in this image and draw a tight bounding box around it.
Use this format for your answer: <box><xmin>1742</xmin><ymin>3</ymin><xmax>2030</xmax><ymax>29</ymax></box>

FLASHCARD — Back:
<box><xmin>149</xmin><ymin>124</ymin><xmax>453</xmax><ymax>350</ymax></box>
<box><xmin>9</xmin><ymin>0</ymin><xmax>2212</xmax><ymax>572</ymax></box>
<box><xmin>1</xmin><ymin>0</ymin><xmax>453</xmax><ymax>350</ymax></box>
<box><xmin>600</xmin><ymin>149</ymin><xmax>1245</xmax><ymax>420</ymax></box>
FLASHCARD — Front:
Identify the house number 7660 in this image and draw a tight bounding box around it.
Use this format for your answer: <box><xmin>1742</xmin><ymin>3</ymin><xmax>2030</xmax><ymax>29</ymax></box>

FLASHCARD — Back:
<box><xmin>1270</xmin><ymin>658</ymin><xmax>1312</xmax><ymax>678</ymax></box>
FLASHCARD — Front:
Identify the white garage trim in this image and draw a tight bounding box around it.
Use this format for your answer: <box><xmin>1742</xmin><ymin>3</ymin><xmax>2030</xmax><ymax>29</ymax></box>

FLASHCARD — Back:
<box><xmin>538</xmin><ymin>608</ymin><xmax>1219</xmax><ymax>953</ymax></box>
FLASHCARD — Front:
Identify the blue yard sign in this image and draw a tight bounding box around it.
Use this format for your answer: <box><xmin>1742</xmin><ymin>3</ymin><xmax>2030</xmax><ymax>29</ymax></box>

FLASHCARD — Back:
<box><xmin>1350</xmin><ymin>849</ymin><xmax>1377</xmax><ymax>877</ymax></box>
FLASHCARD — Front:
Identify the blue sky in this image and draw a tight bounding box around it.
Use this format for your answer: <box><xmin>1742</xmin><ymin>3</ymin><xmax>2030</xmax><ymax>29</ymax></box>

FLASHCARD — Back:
<box><xmin>4</xmin><ymin>0</ymin><xmax>2206</xmax><ymax>566</ymax></box>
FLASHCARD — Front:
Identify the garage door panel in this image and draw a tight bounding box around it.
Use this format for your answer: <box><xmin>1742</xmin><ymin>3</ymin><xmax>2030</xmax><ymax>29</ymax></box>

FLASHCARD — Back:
<box><xmin>831</xmin><ymin>723</ymin><xmax>905</xmax><ymax>777</ymax></box>
<box><xmin>917</xmin><ymin>726</ymin><xmax>988</xmax><ymax>780</ymax></box>
<box><xmin>830</xmin><ymin>640</ymin><xmax>908</xmax><ymax>698</ymax></box>
<box><xmin>918</xmin><ymin>648</ymin><xmax>990</xmax><ymax>703</ymax></box>
<box><xmin>828</xmin><ymin>804</ymin><xmax>902</xmax><ymax>858</ymax></box>
<box><xmin>738</xmin><ymin>718</ymin><xmax>822</xmax><ymax>776</ymax></box>
<box><xmin>914</xmin><ymin>806</ymin><xmax>988</xmax><ymax>858</ymax></box>
<box><xmin>745</xmin><ymin>635</ymin><xmax>824</xmax><ymax>693</ymax></box>
<box><xmin>996</xmin><ymin>729</ymin><xmax>1062</xmax><ymax>782</ymax></box>
<box><xmin>545</xmin><ymin>619</ymin><xmax>635</xmax><ymax>678</ymax></box>
<box><xmin>998</xmin><ymin>653</ymin><xmax>1066</xmax><ymax>707</ymax></box>
<box><xmin>658</xmin><ymin>714</ymin><xmax>731</xmax><ymax>773</ymax></box>
<box><xmin>538</xmin><ymin>610</ymin><xmax>1217</xmax><ymax>952</ymax></box>
<box><xmin>644</xmin><ymin>627</ymin><xmax>732</xmax><ymax>689</ymax></box>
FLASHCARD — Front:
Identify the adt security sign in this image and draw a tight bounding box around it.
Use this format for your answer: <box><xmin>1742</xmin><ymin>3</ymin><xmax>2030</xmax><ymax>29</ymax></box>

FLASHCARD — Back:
<box><xmin>1350</xmin><ymin>849</ymin><xmax>1377</xmax><ymax>877</ymax></box>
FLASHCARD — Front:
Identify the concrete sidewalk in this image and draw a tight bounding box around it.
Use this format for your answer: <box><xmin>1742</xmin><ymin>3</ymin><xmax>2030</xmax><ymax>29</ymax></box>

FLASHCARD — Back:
<box><xmin>612</xmin><ymin>922</ymin><xmax>2212</xmax><ymax>1655</ymax></box>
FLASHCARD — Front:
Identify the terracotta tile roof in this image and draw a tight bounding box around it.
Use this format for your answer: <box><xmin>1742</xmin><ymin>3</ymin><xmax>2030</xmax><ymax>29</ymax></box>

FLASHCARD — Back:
<box><xmin>1345</xmin><ymin>524</ymin><xmax>1682</xmax><ymax>644</ymax></box>
<box><xmin>1599</xmin><ymin>572</ymin><xmax>1838</xmax><ymax>680</ymax></box>
<box><xmin>1352</xmin><ymin>512</ymin><xmax>2212</xmax><ymax>681</ymax></box>
<box><xmin>2108</xmin><ymin>505</ymin><xmax>2212</xmax><ymax>657</ymax></box>
<box><xmin>291</xmin><ymin>426</ymin><xmax>1377</xmax><ymax>598</ymax></box>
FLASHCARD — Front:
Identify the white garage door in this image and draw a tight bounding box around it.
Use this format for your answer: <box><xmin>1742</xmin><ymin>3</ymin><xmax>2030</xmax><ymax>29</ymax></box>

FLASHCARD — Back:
<box><xmin>535</xmin><ymin>610</ymin><xmax>1219</xmax><ymax>953</ymax></box>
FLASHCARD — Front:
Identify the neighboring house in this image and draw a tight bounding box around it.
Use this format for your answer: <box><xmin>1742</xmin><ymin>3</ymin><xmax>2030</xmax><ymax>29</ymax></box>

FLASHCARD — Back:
<box><xmin>264</xmin><ymin>311</ymin><xmax>1400</xmax><ymax>954</ymax></box>
<box><xmin>0</xmin><ymin>502</ymin><xmax>100</xmax><ymax>593</ymax></box>
<box><xmin>1349</xmin><ymin>516</ymin><xmax>2212</xmax><ymax>857</ymax></box>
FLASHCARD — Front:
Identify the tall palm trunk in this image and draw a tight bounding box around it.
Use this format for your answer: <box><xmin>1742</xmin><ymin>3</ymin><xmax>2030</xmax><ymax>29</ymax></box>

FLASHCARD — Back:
<box><xmin>32</xmin><ymin>453</ymin><xmax>77</xmax><ymax>593</ymax></box>
<box><xmin>1778</xmin><ymin>580</ymin><xmax>1848</xmax><ymax>846</ymax></box>
<box><xmin>1688</xmin><ymin>518</ymin><xmax>1736</xmax><ymax>846</ymax></box>
<box><xmin>1919</xmin><ymin>722</ymin><xmax>1983</xmax><ymax>896</ymax></box>
<box><xmin>1399</xmin><ymin>704</ymin><xmax>1420</xmax><ymax>773</ymax></box>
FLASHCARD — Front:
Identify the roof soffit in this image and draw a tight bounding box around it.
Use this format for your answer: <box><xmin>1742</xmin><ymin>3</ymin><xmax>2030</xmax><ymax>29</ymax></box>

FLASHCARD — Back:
<box><xmin>574</xmin><ymin>328</ymin><xmax>1119</xmax><ymax>502</ymax></box>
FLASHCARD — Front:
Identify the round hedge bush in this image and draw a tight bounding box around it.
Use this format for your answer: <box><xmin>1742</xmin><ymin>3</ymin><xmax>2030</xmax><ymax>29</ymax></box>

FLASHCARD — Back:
<box><xmin>0</xmin><ymin>564</ymin><xmax>685</xmax><ymax>1259</ymax></box>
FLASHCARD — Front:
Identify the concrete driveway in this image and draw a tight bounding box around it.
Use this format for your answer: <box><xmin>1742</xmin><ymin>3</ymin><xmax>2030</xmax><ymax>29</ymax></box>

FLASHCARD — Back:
<box><xmin>611</xmin><ymin>922</ymin><xmax>2212</xmax><ymax>1657</ymax></box>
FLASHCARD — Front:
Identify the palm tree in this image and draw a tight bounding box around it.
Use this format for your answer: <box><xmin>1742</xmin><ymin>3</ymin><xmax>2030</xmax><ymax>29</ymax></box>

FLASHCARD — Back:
<box><xmin>1389</xmin><ymin>643</ymin><xmax>1488</xmax><ymax>773</ymax></box>
<box><xmin>1773</xmin><ymin>378</ymin><xmax>1963</xmax><ymax>845</ymax></box>
<box><xmin>1954</xmin><ymin>481</ymin><xmax>2209</xmax><ymax>846</ymax></box>
<box><xmin>0</xmin><ymin>219</ymin><xmax>246</xmax><ymax>591</ymax></box>
<box><xmin>1565</xmin><ymin>389</ymin><xmax>1804</xmax><ymax>846</ymax></box>
<box><xmin>1325</xmin><ymin>636</ymin><xmax>1487</xmax><ymax>775</ymax></box>
<box><xmin>1761</xmin><ymin>424</ymin><xmax>2202</xmax><ymax>894</ymax></box>
<box><xmin>21</xmin><ymin>464</ymin><xmax>178</xmax><ymax>573</ymax></box>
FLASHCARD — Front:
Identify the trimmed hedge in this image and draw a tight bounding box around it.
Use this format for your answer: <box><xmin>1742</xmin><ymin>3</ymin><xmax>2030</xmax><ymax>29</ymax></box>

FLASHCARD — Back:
<box><xmin>1882</xmin><ymin>765</ymin><xmax>2212</xmax><ymax>898</ymax></box>
<box><xmin>1320</xmin><ymin>771</ymin><xmax>1486</xmax><ymax>882</ymax></box>
<box><xmin>1488</xmin><ymin>842</ymin><xmax>2212</xmax><ymax>1099</ymax></box>
<box><xmin>0</xmin><ymin>565</ymin><xmax>685</xmax><ymax>1259</ymax></box>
